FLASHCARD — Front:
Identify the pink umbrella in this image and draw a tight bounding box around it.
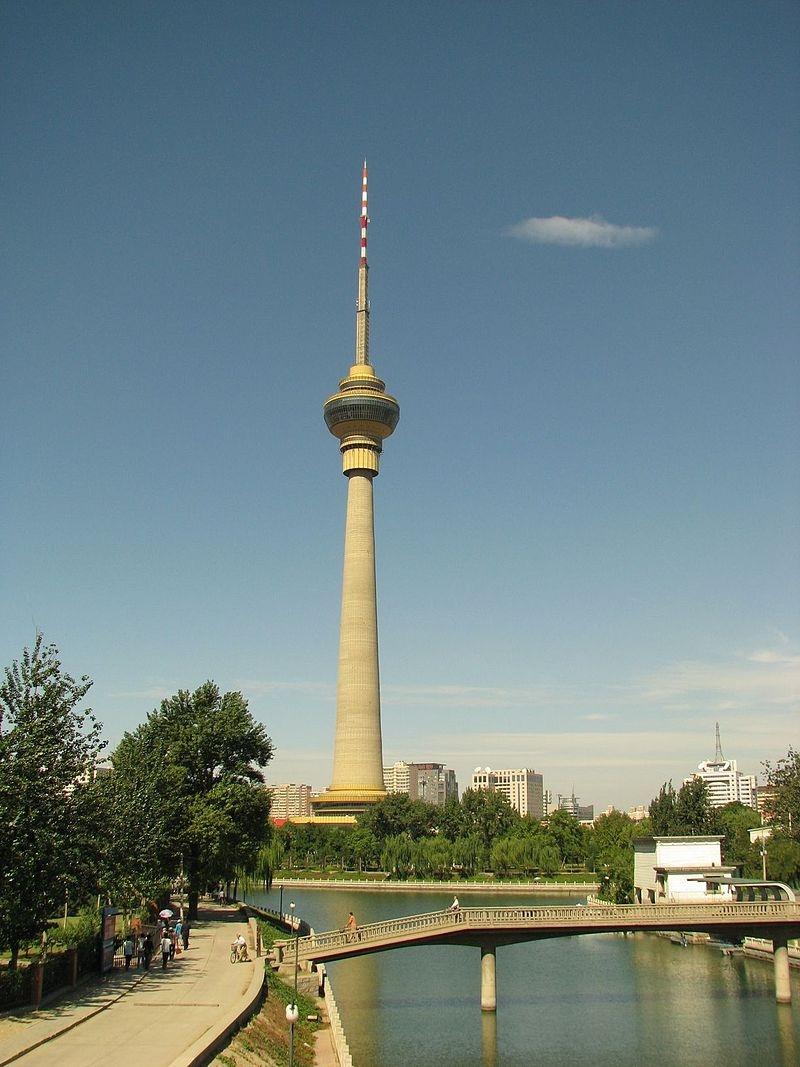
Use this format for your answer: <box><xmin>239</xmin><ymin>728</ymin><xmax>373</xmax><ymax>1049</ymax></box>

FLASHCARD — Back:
<box><xmin>158</xmin><ymin>908</ymin><xmax>174</xmax><ymax>919</ymax></box>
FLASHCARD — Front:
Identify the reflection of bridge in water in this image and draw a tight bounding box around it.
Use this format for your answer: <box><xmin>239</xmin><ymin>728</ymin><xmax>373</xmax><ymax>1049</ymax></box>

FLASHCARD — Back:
<box><xmin>274</xmin><ymin>903</ymin><xmax>800</xmax><ymax>1011</ymax></box>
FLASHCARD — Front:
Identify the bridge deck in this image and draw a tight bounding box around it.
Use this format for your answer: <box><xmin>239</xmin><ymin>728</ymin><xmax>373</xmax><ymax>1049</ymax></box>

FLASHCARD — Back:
<box><xmin>283</xmin><ymin>902</ymin><xmax>800</xmax><ymax>963</ymax></box>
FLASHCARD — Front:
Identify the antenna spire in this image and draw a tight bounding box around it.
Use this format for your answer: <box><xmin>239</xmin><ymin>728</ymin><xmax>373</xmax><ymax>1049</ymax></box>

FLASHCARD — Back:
<box><xmin>355</xmin><ymin>160</ymin><xmax>370</xmax><ymax>364</ymax></box>
<box><xmin>714</xmin><ymin>721</ymin><xmax>724</xmax><ymax>762</ymax></box>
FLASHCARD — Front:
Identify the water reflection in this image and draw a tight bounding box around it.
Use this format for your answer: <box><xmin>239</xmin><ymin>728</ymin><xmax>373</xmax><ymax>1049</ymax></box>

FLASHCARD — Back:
<box><xmin>481</xmin><ymin>1011</ymin><xmax>497</xmax><ymax>1067</ymax></box>
<box><xmin>776</xmin><ymin>1001</ymin><xmax>798</xmax><ymax>1066</ymax></box>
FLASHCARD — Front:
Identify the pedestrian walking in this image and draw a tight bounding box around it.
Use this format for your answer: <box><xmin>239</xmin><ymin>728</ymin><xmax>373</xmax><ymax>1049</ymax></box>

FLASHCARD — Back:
<box><xmin>143</xmin><ymin>933</ymin><xmax>153</xmax><ymax>970</ymax></box>
<box><xmin>181</xmin><ymin>921</ymin><xmax>190</xmax><ymax>950</ymax></box>
<box><xmin>123</xmin><ymin>935</ymin><xmax>134</xmax><ymax>970</ymax></box>
<box><xmin>345</xmin><ymin>912</ymin><xmax>358</xmax><ymax>943</ymax></box>
<box><xmin>136</xmin><ymin>933</ymin><xmax>147</xmax><ymax>968</ymax></box>
<box><xmin>161</xmin><ymin>932</ymin><xmax>171</xmax><ymax>970</ymax></box>
<box><xmin>168</xmin><ymin>927</ymin><xmax>176</xmax><ymax>960</ymax></box>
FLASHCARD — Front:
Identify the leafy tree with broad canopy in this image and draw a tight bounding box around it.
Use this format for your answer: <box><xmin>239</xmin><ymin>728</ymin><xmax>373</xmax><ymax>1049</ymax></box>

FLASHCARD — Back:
<box><xmin>764</xmin><ymin>747</ymin><xmax>800</xmax><ymax>841</ymax></box>
<box><xmin>0</xmin><ymin>638</ymin><xmax>105</xmax><ymax>967</ymax></box>
<box><xmin>111</xmin><ymin>682</ymin><xmax>273</xmax><ymax>918</ymax></box>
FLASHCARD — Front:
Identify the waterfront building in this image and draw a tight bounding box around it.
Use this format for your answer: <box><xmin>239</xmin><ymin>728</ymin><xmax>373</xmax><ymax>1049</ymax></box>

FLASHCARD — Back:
<box><xmin>268</xmin><ymin>783</ymin><xmax>313</xmax><ymax>819</ymax></box>
<box><xmin>311</xmin><ymin>163</ymin><xmax>400</xmax><ymax>824</ymax></box>
<box><xmin>384</xmin><ymin>761</ymin><xmax>459</xmax><ymax>805</ymax></box>
<box><xmin>685</xmin><ymin>725</ymin><xmax>756</xmax><ymax>809</ymax></box>
<box><xmin>471</xmin><ymin>768</ymin><xmax>544</xmax><ymax>818</ymax></box>
<box><xmin>633</xmin><ymin>835</ymin><xmax>735</xmax><ymax>904</ymax></box>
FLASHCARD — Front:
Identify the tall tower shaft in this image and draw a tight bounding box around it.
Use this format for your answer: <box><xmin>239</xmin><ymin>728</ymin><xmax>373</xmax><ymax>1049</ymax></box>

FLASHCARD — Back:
<box><xmin>312</xmin><ymin>163</ymin><xmax>400</xmax><ymax>822</ymax></box>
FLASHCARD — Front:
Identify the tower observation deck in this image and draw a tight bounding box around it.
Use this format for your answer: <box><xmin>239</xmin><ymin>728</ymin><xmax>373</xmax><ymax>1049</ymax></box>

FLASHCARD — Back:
<box><xmin>311</xmin><ymin>163</ymin><xmax>399</xmax><ymax>823</ymax></box>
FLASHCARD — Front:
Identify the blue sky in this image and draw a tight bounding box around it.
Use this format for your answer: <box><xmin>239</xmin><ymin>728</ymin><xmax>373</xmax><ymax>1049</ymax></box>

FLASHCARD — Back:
<box><xmin>2</xmin><ymin>1</ymin><xmax>798</xmax><ymax>809</ymax></box>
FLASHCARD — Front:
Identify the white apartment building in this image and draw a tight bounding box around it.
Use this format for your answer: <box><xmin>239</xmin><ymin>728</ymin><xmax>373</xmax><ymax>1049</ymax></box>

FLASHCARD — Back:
<box><xmin>686</xmin><ymin>759</ymin><xmax>757</xmax><ymax>809</ymax></box>
<box><xmin>471</xmin><ymin>768</ymin><xmax>544</xmax><ymax>819</ymax></box>
<box><xmin>268</xmin><ymin>783</ymin><xmax>313</xmax><ymax>819</ymax></box>
<box><xmin>383</xmin><ymin>761</ymin><xmax>411</xmax><ymax>795</ymax></box>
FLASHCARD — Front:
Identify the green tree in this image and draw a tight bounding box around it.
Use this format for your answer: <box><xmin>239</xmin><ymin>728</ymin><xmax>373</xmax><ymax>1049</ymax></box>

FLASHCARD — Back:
<box><xmin>0</xmin><ymin>637</ymin><xmax>105</xmax><ymax>967</ymax></box>
<box><xmin>674</xmin><ymin>776</ymin><xmax>717</xmax><ymax>834</ymax></box>
<box><xmin>358</xmin><ymin>793</ymin><xmax>435</xmax><ymax>841</ymax></box>
<box><xmin>415</xmin><ymin>836</ymin><xmax>454</xmax><ymax>878</ymax></box>
<box><xmin>648</xmin><ymin>782</ymin><xmax>678</xmax><ymax>835</ymax></box>
<box><xmin>381</xmin><ymin>834</ymin><xmax>416</xmax><ymax>878</ymax></box>
<box><xmin>451</xmin><ymin>835</ymin><xmax>485</xmax><ymax>877</ymax></box>
<box><xmin>545</xmin><ymin>809</ymin><xmax>585</xmax><ymax>866</ymax></box>
<box><xmin>111</xmin><ymin>682</ymin><xmax>273</xmax><ymax>918</ymax></box>
<box><xmin>590</xmin><ymin>812</ymin><xmax>636</xmax><ymax>903</ymax></box>
<box><xmin>766</xmin><ymin>834</ymin><xmax>800</xmax><ymax>885</ymax></box>
<box><xmin>717</xmin><ymin>802</ymin><xmax>761</xmax><ymax>874</ymax></box>
<box><xmin>348</xmin><ymin>827</ymin><xmax>380</xmax><ymax>871</ymax></box>
<box><xmin>764</xmin><ymin>747</ymin><xmax>800</xmax><ymax>841</ymax></box>
<box><xmin>437</xmin><ymin>796</ymin><xmax>465</xmax><ymax>841</ymax></box>
<box><xmin>459</xmin><ymin>789</ymin><xmax>519</xmax><ymax>851</ymax></box>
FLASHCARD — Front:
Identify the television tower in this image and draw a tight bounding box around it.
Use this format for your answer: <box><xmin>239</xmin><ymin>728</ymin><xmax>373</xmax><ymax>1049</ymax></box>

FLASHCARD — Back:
<box><xmin>312</xmin><ymin>163</ymin><xmax>400</xmax><ymax>821</ymax></box>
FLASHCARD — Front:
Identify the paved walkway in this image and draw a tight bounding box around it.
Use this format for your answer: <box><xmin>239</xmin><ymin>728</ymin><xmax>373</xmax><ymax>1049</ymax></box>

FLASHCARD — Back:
<box><xmin>0</xmin><ymin>904</ymin><xmax>257</xmax><ymax>1067</ymax></box>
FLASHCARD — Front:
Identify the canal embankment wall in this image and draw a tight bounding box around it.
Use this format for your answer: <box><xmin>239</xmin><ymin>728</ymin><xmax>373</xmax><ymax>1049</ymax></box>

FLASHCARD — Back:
<box><xmin>241</xmin><ymin>902</ymin><xmax>354</xmax><ymax>1067</ymax></box>
<box><xmin>271</xmin><ymin>878</ymin><xmax>599</xmax><ymax>894</ymax></box>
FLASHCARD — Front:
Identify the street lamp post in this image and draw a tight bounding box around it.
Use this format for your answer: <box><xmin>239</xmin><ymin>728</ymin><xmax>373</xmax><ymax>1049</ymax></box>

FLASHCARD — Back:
<box><xmin>287</xmin><ymin>900</ymin><xmax>299</xmax><ymax>1067</ymax></box>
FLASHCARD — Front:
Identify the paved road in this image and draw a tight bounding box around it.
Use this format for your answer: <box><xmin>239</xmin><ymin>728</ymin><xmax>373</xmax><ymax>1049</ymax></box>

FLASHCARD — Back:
<box><xmin>0</xmin><ymin>905</ymin><xmax>256</xmax><ymax>1067</ymax></box>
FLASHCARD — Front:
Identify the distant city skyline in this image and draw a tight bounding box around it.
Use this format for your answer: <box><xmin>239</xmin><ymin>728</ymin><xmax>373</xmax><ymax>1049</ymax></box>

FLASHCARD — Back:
<box><xmin>2</xmin><ymin>3</ymin><xmax>797</xmax><ymax>814</ymax></box>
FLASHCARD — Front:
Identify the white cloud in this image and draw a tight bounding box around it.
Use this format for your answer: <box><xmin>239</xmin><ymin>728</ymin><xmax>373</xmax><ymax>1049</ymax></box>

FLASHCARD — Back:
<box><xmin>640</xmin><ymin>648</ymin><xmax>800</xmax><ymax>708</ymax></box>
<box><xmin>506</xmin><ymin>214</ymin><xmax>657</xmax><ymax>248</ymax></box>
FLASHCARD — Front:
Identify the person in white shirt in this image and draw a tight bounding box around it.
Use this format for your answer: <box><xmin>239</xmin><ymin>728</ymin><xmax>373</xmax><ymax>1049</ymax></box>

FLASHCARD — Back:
<box><xmin>160</xmin><ymin>933</ymin><xmax>172</xmax><ymax>969</ymax></box>
<box><xmin>235</xmin><ymin>932</ymin><xmax>249</xmax><ymax>962</ymax></box>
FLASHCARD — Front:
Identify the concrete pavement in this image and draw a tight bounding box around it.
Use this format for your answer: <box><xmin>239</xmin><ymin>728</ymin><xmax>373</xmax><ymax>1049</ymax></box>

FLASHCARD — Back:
<box><xmin>0</xmin><ymin>904</ymin><xmax>260</xmax><ymax>1067</ymax></box>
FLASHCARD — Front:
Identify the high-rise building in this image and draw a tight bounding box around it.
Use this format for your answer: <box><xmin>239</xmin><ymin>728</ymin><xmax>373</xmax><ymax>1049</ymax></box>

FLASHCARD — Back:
<box><xmin>269</xmin><ymin>783</ymin><xmax>313</xmax><ymax>820</ymax></box>
<box><xmin>311</xmin><ymin>164</ymin><xmax>400</xmax><ymax>824</ymax></box>
<box><xmin>471</xmin><ymin>768</ymin><xmax>544</xmax><ymax>819</ymax></box>
<box><xmin>383</xmin><ymin>761</ymin><xmax>411</xmax><ymax>795</ymax></box>
<box><xmin>383</xmin><ymin>761</ymin><xmax>459</xmax><ymax>806</ymax></box>
<box><xmin>685</xmin><ymin>724</ymin><xmax>757</xmax><ymax>809</ymax></box>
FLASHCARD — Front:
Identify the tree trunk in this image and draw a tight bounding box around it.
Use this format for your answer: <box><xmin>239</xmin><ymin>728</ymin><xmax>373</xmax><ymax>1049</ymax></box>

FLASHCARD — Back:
<box><xmin>9</xmin><ymin>943</ymin><xmax>19</xmax><ymax>970</ymax></box>
<box><xmin>188</xmin><ymin>887</ymin><xmax>199</xmax><ymax>921</ymax></box>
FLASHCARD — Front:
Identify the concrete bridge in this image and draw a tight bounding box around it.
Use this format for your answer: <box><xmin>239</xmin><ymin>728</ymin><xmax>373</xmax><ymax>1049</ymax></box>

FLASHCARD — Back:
<box><xmin>274</xmin><ymin>902</ymin><xmax>800</xmax><ymax>1011</ymax></box>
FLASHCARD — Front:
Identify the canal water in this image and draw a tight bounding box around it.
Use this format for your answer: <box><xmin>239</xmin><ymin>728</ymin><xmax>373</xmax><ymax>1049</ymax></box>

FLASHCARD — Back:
<box><xmin>250</xmin><ymin>886</ymin><xmax>800</xmax><ymax>1066</ymax></box>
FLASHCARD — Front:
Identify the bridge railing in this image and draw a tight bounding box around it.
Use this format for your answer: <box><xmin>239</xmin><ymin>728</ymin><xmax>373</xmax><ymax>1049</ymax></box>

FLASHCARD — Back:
<box><xmin>293</xmin><ymin>901</ymin><xmax>800</xmax><ymax>957</ymax></box>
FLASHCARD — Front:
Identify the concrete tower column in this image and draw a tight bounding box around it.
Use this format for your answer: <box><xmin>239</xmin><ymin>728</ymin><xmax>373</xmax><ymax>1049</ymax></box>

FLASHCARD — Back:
<box><xmin>330</xmin><ymin>470</ymin><xmax>383</xmax><ymax>789</ymax></box>
<box><xmin>311</xmin><ymin>162</ymin><xmax>400</xmax><ymax>823</ymax></box>
<box><xmin>773</xmin><ymin>935</ymin><xmax>792</xmax><ymax>1004</ymax></box>
<box><xmin>481</xmin><ymin>943</ymin><xmax>497</xmax><ymax>1012</ymax></box>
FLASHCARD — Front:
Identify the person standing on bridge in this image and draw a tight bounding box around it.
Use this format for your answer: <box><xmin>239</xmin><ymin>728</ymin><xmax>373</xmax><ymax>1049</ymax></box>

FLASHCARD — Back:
<box><xmin>345</xmin><ymin>912</ymin><xmax>358</xmax><ymax>942</ymax></box>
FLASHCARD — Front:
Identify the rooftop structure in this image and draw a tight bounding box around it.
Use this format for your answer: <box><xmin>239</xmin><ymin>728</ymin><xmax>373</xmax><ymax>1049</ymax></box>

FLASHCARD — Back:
<box><xmin>685</xmin><ymin>723</ymin><xmax>756</xmax><ymax>808</ymax></box>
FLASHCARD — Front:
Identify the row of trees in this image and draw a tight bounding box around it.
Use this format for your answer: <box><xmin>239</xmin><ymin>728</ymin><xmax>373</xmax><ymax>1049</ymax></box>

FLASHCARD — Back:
<box><xmin>0</xmin><ymin>638</ymin><xmax>275</xmax><ymax>967</ymax></box>
<box><xmin>272</xmin><ymin>756</ymin><xmax>800</xmax><ymax>902</ymax></box>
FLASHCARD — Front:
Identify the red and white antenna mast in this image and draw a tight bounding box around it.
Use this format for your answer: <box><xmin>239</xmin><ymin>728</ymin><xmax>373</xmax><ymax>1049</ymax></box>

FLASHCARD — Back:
<box><xmin>355</xmin><ymin>159</ymin><xmax>370</xmax><ymax>364</ymax></box>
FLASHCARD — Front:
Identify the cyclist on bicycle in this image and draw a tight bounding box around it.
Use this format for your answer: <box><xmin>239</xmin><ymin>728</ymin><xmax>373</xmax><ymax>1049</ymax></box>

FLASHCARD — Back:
<box><xmin>235</xmin><ymin>932</ymin><xmax>249</xmax><ymax>962</ymax></box>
